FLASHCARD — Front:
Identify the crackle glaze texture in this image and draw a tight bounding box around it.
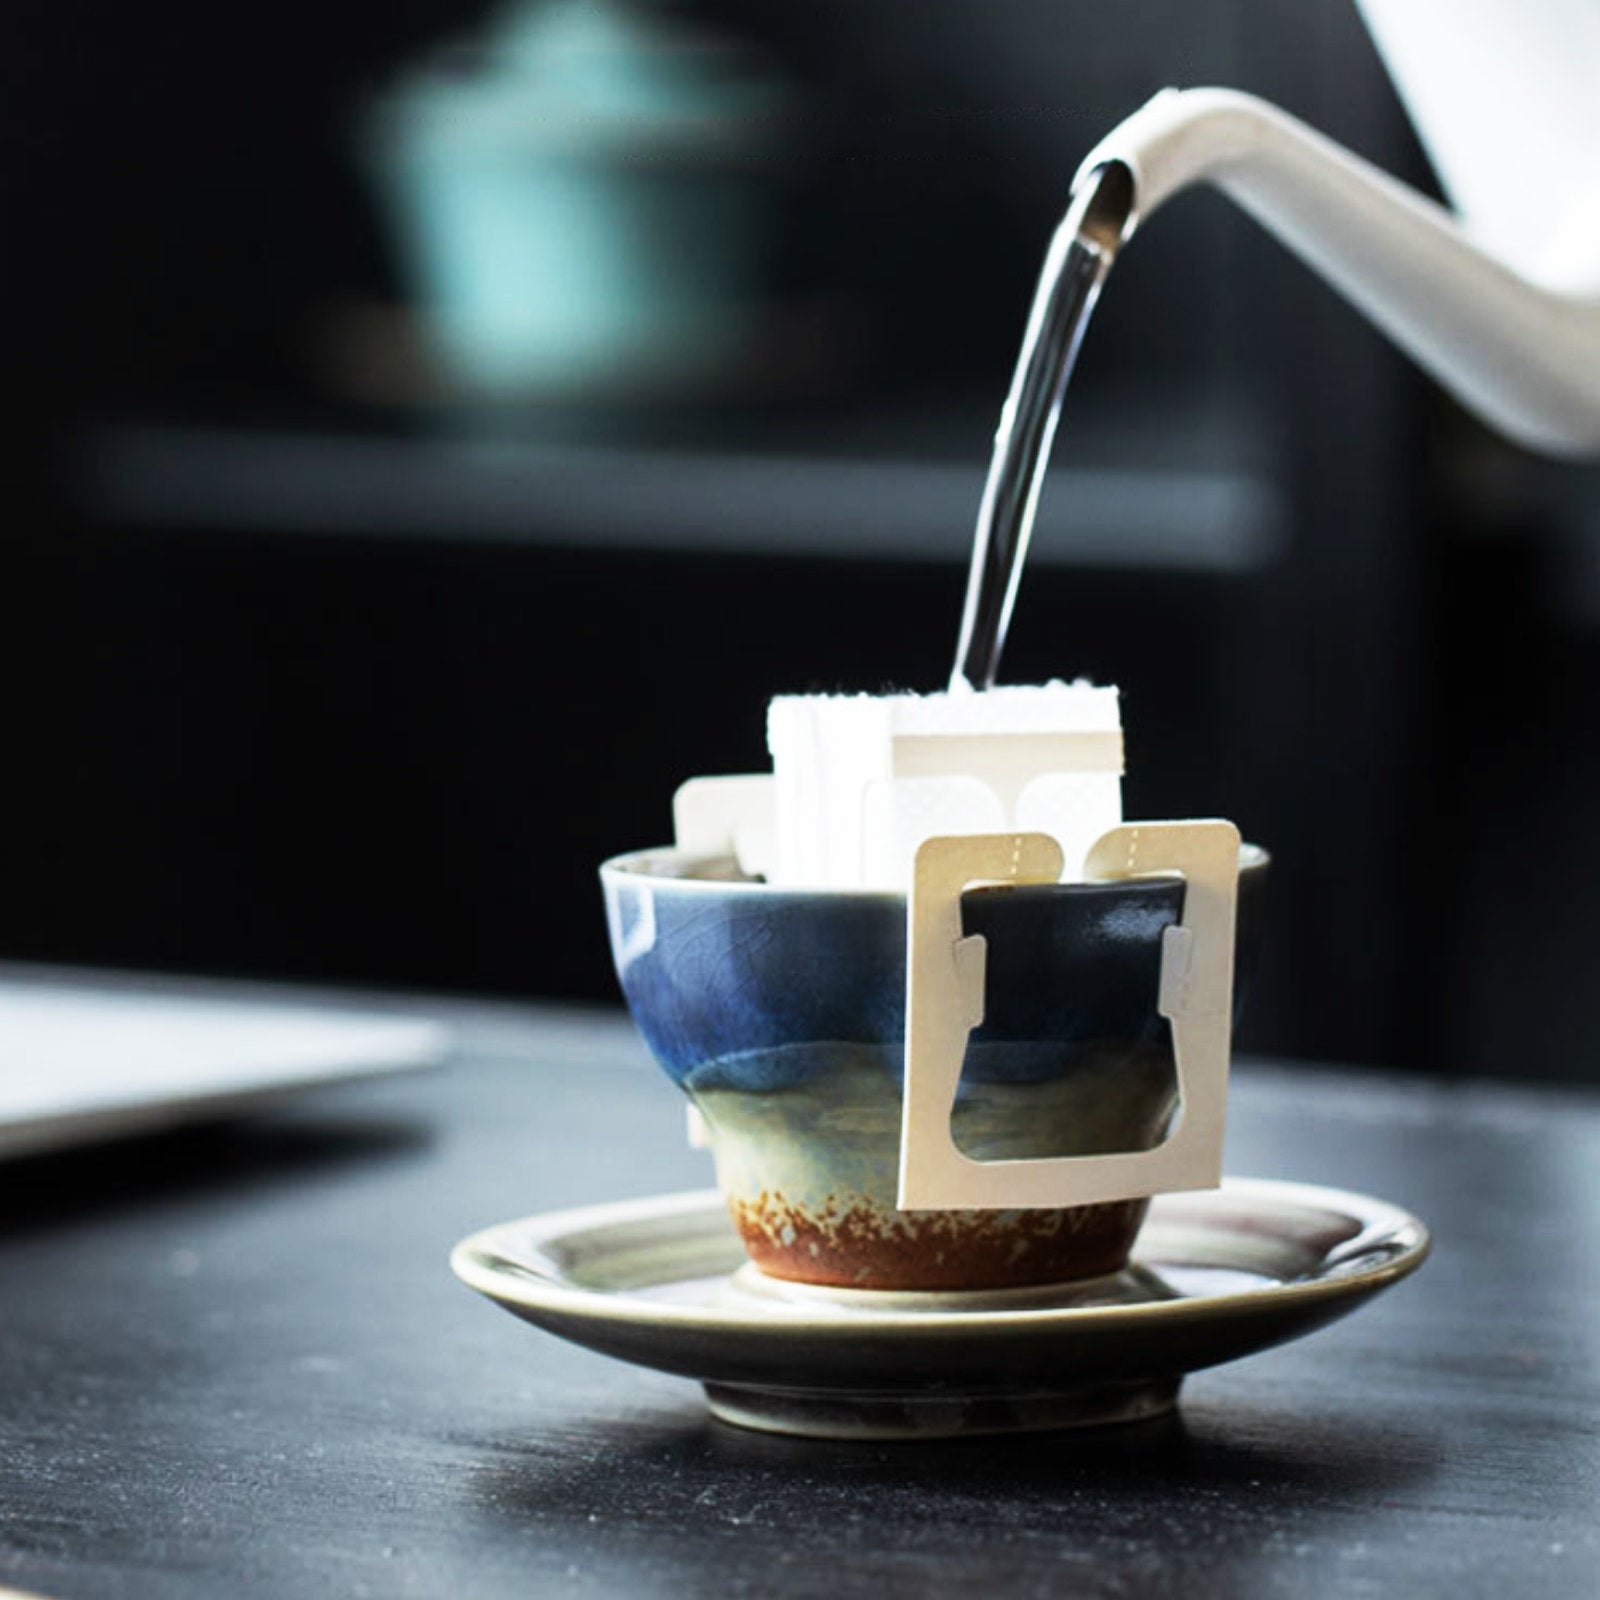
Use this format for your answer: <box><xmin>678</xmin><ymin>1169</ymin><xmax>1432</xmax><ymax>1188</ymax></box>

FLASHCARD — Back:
<box><xmin>601</xmin><ymin>846</ymin><xmax>1266</xmax><ymax>1290</ymax></box>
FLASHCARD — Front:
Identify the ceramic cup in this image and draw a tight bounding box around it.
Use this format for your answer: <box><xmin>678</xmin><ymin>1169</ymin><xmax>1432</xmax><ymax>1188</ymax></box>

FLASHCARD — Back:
<box><xmin>601</xmin><ymin>842</ymin><xmax>1267</xmax><ymax>1291</ymax></box>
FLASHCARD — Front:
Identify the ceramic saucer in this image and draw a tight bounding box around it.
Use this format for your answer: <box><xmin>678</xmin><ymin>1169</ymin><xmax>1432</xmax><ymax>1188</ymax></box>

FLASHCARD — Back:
<box><xmin>451</xmin><ymin>1177</ymin><xmax>1429</xmax><ymax>1440</ymax></box>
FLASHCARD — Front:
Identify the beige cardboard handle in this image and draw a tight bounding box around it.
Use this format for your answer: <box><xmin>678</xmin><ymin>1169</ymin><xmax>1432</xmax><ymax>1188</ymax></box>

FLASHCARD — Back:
<box><xmin>672</xmin><ymin>775</ymin><xmax>776</xmax><ymax>1151</ymax></box>
<box><xmin>898</xmin><ymin>820</ymin><xmax>1241</xmax><ymax>1211</ymax></box>
<box><xmin>672</xmin><ymin>775</ymin><xmax>775</xmax><ymax>878</ymax></box>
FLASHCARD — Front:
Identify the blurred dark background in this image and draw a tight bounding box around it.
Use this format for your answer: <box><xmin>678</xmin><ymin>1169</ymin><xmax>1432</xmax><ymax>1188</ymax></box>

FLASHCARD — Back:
<box><xmin>5</xmin><ymin>0</ymin><xmax>1598</xmax><ymax>1079</ymax></box>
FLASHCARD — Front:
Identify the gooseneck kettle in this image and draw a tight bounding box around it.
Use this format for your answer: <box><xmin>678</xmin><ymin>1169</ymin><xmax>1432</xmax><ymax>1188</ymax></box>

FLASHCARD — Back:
<box><xmin>1076</xmin><ymin>0</ymin><xmax>1600</xmax><ymax>458</ymax></box>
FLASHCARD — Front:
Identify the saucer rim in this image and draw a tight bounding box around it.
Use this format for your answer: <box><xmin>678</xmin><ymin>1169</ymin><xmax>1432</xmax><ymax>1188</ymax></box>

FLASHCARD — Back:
<box><xmin>450</xmin><ymin>1176</ymin><xmax>1430</xmax><ymax>1335</ymax></box>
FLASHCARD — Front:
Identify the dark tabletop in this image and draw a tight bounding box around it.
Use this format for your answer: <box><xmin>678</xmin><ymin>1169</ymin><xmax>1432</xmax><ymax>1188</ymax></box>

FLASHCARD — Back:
<box><xmin>3</xmin><ymin>982</ymin><xmax>1599</xmax><ymax>1600</ymax></box>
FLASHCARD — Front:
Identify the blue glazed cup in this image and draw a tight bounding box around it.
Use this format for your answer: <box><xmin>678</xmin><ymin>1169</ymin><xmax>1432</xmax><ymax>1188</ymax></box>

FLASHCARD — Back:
<box><xmin>601</xmin><ymin>843</ymin><xmax>1268</xmax><ymax>1291</ymax></box>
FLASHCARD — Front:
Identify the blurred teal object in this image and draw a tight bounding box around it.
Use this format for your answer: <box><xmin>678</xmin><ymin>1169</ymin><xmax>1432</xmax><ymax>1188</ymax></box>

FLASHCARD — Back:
<box><xmin>361</xmin><ymin>0</ymin><xmax>786</xmax><ymax>400</ymax></box>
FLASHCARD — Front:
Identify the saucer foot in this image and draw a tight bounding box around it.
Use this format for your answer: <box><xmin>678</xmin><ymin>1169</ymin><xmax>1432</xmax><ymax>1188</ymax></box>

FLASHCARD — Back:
<box><xmin>703</xmin><ymin>1377</ymin><xmax>1182</xmax><ymax>1440</ymax></box>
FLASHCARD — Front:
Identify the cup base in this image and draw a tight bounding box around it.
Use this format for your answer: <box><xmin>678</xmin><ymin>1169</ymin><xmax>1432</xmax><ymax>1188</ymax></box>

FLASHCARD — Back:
<box><xmin>725</xmin><ymin>1189</ymin><xmax>1149</xmax><ymax>1292</ymax></box>
<box><xmin>703</xmin><ymin>1376</ymin><xmax>1182</xmax><ymax>1440</ymax></box>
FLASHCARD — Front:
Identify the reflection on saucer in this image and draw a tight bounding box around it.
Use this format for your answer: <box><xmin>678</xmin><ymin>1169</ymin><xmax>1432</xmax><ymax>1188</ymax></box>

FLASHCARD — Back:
<box><xmin>715</xmin><ymin>1259</ymin><xmax>1185</xmax><ymax>1315</ymax></box>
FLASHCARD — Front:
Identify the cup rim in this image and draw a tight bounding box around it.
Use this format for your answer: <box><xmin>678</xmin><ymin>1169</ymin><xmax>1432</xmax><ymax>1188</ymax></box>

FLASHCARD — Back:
<box><xmin>599</xmin><ymin>840</ymin><xmax>1270</xmax><ymax>898</ymax></box>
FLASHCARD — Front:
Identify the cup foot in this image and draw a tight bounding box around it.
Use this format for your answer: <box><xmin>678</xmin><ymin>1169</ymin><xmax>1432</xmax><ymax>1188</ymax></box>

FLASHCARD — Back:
<box><xmin>702</xmin><ymin>1377</ymin><xmax>1182</xmax><ymax>1440</ymax></box>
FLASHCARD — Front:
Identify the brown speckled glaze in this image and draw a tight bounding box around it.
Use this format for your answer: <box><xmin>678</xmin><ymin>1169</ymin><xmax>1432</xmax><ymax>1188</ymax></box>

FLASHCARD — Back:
<box><xmin>729</xmin><ymin>1191</ymin><xmax>1148</xmax><ymax>1290</ymax></box>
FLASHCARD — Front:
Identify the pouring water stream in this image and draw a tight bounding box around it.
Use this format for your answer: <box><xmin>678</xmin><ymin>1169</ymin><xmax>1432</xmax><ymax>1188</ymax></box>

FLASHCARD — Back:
<box><xmin>951</xmin><ymin>161</ymin><xmax>1136</xmax><ymax>692</ymax></box>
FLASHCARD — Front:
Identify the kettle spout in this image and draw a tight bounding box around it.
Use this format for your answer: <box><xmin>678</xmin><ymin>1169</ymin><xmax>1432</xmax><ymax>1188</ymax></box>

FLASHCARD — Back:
<box><xmin>1077</xmin><ymin>88</ymin><xmax>1600</xmax><ymax>459</ymax></box>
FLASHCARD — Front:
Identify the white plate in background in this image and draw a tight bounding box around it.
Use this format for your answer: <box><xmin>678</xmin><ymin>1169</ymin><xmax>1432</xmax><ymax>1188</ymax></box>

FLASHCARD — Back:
<box><xmin>0</xmin><ymin>979</ymin><xmax>449</xmax><ymax>1160</ymax></box>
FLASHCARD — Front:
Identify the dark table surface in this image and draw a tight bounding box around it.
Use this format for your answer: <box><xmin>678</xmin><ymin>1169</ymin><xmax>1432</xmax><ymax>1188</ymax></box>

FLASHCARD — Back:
<box><xmin>3</xmin><ymin>977</ymin><xmax>1599</xmax><ymax>1600</ymax></box>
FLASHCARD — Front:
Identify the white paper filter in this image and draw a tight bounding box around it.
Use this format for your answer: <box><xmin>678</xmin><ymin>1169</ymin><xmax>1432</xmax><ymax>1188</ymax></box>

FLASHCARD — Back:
<box><xmin>767</xmin><ymin>682</ymin><xmax>1123</xmax><ymax>889</ymax></box>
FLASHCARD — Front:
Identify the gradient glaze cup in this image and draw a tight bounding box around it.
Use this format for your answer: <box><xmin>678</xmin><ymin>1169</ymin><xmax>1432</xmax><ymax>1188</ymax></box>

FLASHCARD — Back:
<box><xmin>601</xmin><ymin>840</ymin><xmax>1267</xmax><ymax>1292</ymax></box>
